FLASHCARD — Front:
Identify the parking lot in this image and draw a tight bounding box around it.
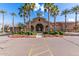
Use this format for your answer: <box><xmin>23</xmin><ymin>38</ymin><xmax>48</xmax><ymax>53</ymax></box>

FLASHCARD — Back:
<box><xmin>0</xmin><ymin>36</ymin><xmax>79</xmax><ymax>56</ymax></box>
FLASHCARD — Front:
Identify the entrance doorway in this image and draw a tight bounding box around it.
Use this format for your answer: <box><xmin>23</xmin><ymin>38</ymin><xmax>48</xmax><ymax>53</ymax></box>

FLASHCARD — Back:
<box><xmin>36</xmin><ymin>24</ymin><xmax>43</xmax><ymax>32</ymax></box>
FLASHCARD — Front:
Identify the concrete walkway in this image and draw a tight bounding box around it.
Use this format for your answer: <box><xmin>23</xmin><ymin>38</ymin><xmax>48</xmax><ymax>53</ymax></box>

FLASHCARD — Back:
<box><xmin>0</xmin><ymin>36</ymin><xmax>79</xmax><ymax>56</ymax></box>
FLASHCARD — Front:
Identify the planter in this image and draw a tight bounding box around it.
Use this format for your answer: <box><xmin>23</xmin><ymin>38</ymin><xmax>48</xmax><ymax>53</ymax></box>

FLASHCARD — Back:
<box><xmin>28</xmin><ymin>35</ymin><xmax>36</xmax><ymax>38</ymax></box>
<box><xmin>59</xmin><ymin>35</ymin><xmax>64</xmax><ymax>38</ymax></box>
<box><xmin>44</xmin><ymin>34</ymin><xmax>54</xmax><ymax>37</ymax></box>
<box><xmin>55</xmin><ymin>34</ymin><xmax>59</xmax><ymax>37</ymax></box>
<box><xmin>8</xmin><ymin>35</ymin><xmax>36</xmax><ymax>38</ymax></box>
<box><xmin>44</xmin><ymin>34</ymin><xmax>64</xmax><ymax>37</ymax></box>
<box><xmin>44</xmin><ymin>34</ymin><xmax>50</xmax><ymax>37</ymax></box>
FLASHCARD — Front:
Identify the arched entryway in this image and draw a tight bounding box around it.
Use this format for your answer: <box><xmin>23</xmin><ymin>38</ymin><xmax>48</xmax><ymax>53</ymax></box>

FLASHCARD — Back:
<box><xmin>36</xmin><ymin>24</ymin><xmax>43</xmax><ymax>32</ymax></box>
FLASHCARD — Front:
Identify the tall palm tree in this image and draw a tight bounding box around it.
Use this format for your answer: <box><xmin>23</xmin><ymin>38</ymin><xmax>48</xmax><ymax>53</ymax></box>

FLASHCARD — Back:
<box><xmin>23</xmin><ymin>3</ymin><xmax>35</xmax><ymax>31</ymax></box>
<box><xmin>0</xmin><ymin>10</ymin><xmax>6</xmax><ymax>33</ymax></box>
<box><xmin>11</xmin><ymin>13</ymin><xmax>16</xmax><ymax>32</ymax></box>
<box><xmin>44</xmin><ymin>3</ymin><xmax>54</xmax><ymax>32</ymax></box>
<box><xmin>50</xmin><ymin>5</ymin><xmax>59</xmax><ymax>31</ymax></box>
<box><xmin>18</xmin><ymin>23</ymin><xmax>24</xmax><ymax>31</ymax></box>
<box><xmin>36</xmin><ymin>12</ymin><xmax>43</xmax><ymax>17</ymax></box>
<box><xmin>71</xmin><ymin>5</ymin><xmax>79</xmax><ymax>31</ymax></box>
<box><xmin>19</xmin><ymin>6</ymin><xmax>28</xmax><ymax>32</ymax></box>
<box><xmin>61</xmin><ymin>9</ymin><xmax>70</xmax><ymax>32</ymax></box>
<box><xmin>18</xmin><ymin>6</ymin><xmax>28</xmax><ymax>24</ymax></box>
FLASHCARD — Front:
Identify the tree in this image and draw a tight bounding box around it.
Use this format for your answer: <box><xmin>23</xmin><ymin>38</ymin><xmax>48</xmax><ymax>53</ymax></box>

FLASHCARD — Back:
<box><xmin>23</xmin><ymin>3</ymin><xmax>35</xmax><ymax>31</ymax></box>
<box><xmin>18</xmin><ymin>6</ymin><xmax>28</xmax><ymax>24</ymax></box>
<box><xmin>4</xmin><ymin>25</ymin><xmax>9</xmax><ymax>32</ymax></box>
<box><xmin>36</xmin><ymin>12</ymin><xmax>43</xmax><ymax>17</ymax></box>
<box><xmin>71</xmin><ymin>5</ymin><xmax>79</xmax><ymax>31</ymax></box>
<box><xmin>44</xmin><ymin>3</ymin><xmax>54</xmax><ymax>31</ymax></box>
<box><xmin>61</xmin><ymin>9</ymin><xmax>70</xmax><ymax>32</ymax></box>
<box><xmin>11</xmin><ymin>13</ymin><xmax>16</xmax><ymax>32</ymax></box>
<box><xmin>19</xmin><ymin>6</ymin><xmax>29</xmax><ymax>32</ymax></box>
<box><xmin>0</xmin><ymin>10</ymin><xmax>6</xmax><ymax>33</ymax></box>
<box><xmin>50</xmin><ymin>5</ymin><xmax>59</xmax><ymax>31</ymax></box>
<box><xmin>18</xmin><ymin>23</ymin><xmax>24</xmax><ymax>31</ymax></box>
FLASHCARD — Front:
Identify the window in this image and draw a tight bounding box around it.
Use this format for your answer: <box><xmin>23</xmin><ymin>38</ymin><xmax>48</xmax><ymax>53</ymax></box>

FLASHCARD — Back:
<box><xmin>38</xmin><ymin>19</ymin><xmax>40</xmax><ymax>21</ymax></box>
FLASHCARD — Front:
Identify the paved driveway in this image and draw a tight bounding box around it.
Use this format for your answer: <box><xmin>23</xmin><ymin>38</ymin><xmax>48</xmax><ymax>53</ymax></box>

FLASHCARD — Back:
<box><xmin>0</xmin><ymin>36</ymin><xmax>79</xmax><ymax>56</ymax></box>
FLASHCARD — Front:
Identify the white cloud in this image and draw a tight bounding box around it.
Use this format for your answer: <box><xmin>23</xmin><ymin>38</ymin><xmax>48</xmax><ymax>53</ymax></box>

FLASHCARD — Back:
<box><xmin>40</xmin><ymin>4</ymin><xmax>44</xmax><ymax>12</ymax></box>
<box><xmin>34</xmin><ymin>3</ymin><xmax>44</xmax><ymax>12</ymax></box>
<box><xmin>34</xmin><ymin>3</ymin><xmax>40</xmax><ymax>11</ymax></box>
<box><xmin>67</xmin><ymin>18</ymin><xmax>75</xmax><ymax>22</ymax></box>
<box><xmin>67</xmin><ymin>18</ymin><xmax>79</xmax><ymax>22</ymax></box>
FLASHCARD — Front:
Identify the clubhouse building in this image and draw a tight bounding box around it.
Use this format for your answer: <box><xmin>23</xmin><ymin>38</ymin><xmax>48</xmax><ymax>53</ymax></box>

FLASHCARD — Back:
<box><xmin>8</xmin><ymin>17</ymin><xmax>79</xmax><ymax>32</ymax></box>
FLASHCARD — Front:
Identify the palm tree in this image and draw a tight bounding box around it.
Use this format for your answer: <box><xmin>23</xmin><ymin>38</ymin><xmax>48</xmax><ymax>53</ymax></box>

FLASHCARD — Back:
<box><xmin>50</xmin><ymin>5</ymin><xmax>59</xmax><ymax>31</ymax></box>
<box><xmin>61</xmin><ymin>9</ymin><xmax>70</xmax><ymax>32</ymax></box>
<box><xmin>23</xmin><ymin>3</ymin><xmax>35</xmax><ymax>31</ymax></box>
<box><xmin>11</xmin><ymin>13</ymin><xmax>16</xmax><ymax>32</ymax></box>
<box><xmin>44</xmin><ymin>3</ymin><xmax>54</xmax><ymax>32</ymax></box>
<box><xmin>18</xmin><ymin>6</ymin><xmax>28</xmax><ymax>24</ymax></box>
<box><xmin>0</xmin><ymin>10</ymin><xmax>6</xmax><ymax>33</ymax></box>
<box><xmin>36</xmin><ymin>12</ymin><xmax>43</xmax><ymax>17</ymax></box>
<box><xmin>19</xmin><ymin>6</ymin><xmax>28</xmax><ymax>32</ymax></box>
<box><xmin>18</xmin><ymin>23</ymin><xmax>24</xmax><ymax>31</ymax></box>
<box><xmin>71</xmin><ymin>5</ymin><xmax>79</xmax><ymax>31</ymax></box>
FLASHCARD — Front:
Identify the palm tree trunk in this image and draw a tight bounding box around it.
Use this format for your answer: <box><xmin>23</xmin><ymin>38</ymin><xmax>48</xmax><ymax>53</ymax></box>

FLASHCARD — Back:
<box><xmin>65</xmin><ymin>15</ymin><xmax>67</xmax><ymax>32</ymax></box>
<box><xmin>24</xmin><ymin>16</ymin><xmax>26</xmax><ymax>24</ymax></box>
<box><xmin>12</xmin><ymin>16</ymin><xmax>14</xmax><ymax>32</ymax></box>
<box><xmin>54</xmin><ymin>16</ymin><xmax>56</xmax><ymax>31</ymax></box>
<box><xmin>2</xmin><ymin>14</ymin><xmax>4</xmax><ymax>33</ymax></box>
<box><xmin>24</xmin><ymin>16</ymin><xmax>26</xmax><ymax>32</ymax></box>
<box><xmin>48</xmin><ymin>8</ymin><xmax>50</xmax><ymax>32</ymax></box>
<box><xmin>75</xmin><ymin>12</ymin><xmax>77</xmax><ymax>32</ymax></box>
<box><xmin>28</xmin><ymin>10</ymin><xmax>31</xmax><ymax>32</ymax></box>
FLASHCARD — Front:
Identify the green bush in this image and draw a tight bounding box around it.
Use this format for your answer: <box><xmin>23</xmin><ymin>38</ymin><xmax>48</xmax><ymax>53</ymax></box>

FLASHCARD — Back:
<box><xmin>27</xmin><ymin>31</ymin><xmax>33</xmax><ymax>35</ymax></box>
<box><xmin>49</xmin><ymin>32</ymin><xmax>54</xmax><ymax>35</ymax></box>
<box><xmin>43</xmin><ymin>32</ymin><xmax>49</xmax><ymax>34</ymax></box>
<box><xmin>49</xmin><ymin>31</ymin><xmax>59</xmax><ymax>35</ymax></box>
<box><xmin>12</xmin><ymin>31</ymin><xmax>37</xmax><ymax>35</ymax></box>
<box><xmin>17</xmin><ymin>31</ymin><xmax>25</xmax><ymax>35</ymax></box>
<box><xmin>32</xmin><ymin>32</ymin><xmax>37</xmax><ymax>35</ymax></box>
<box><xmin>54</xmin><ymin>31</ymin><xmax>59</xmax><ymax>35</ymax></box>
<box><xmin>59</xmin><ymin>31</ymin><xmax>64</xmax><ymax>35</ymax></box>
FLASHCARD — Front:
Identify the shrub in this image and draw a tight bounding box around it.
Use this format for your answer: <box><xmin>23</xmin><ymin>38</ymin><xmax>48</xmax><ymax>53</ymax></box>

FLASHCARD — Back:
<box><xmin>54</xmin><ymin>31</ymin><xmax>59</xmax><ymax>35</ymax></box>
<box><xmin>17</xmin><ymin>31</ymin><xmax>25</xmax><ymax>35</ymax></box>
<box><xmin>49</xmin><ymin>32</ymin><xmax>55</xmax><ymax>35</ymax></box>
<box><xmin>59</xmin><ymin>31</ymin><xmax>64</xmax><ymax>35</ymax></box>
<box><xmin>12</xmin><ymin>31</ymin><xmax>36</xmax><ymax>35</ymax></box>
<box><xmin>49</xmin><ymin>31</ymin><xmax>59</xmax><ymax>35</ymax></box>
<box><xmin>43</xmin><ymin>32</ymin><xmax>49</xmax><ymax>34</ymax></box>
<box><xmin>25</xmin><ymin>31</ymin><xmax>37</xmax><ymax>35</ymax></box>
<box><xmin>32</xmin><ymin>32</ymin><xmax>37</xmax><ymax>35</ymax></box>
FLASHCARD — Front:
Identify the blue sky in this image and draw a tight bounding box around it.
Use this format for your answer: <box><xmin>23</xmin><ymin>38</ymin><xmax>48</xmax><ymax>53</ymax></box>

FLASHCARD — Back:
<box><xmin>0</xmin><ymin>3</ymin><xmax>79</xmax><ymax>26</ymax></box>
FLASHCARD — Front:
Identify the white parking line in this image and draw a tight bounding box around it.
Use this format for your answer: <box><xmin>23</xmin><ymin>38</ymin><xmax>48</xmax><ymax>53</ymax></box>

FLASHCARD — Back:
<box><xmin>43</xmin><ymin>38</ymin><xmax>53</xmax><ymax>56</ymax></box>
<box><xmin>33</xmin><ymin>50</ymin><xmax>49</xmax><ymax>56</ymax></box>
<box><xmin>63</xmin><ymin>38</ymin><xmax>79</xmax><ymax>47</ymax></box>
<box><xmin>28</xmin><ymin>48</ymin><xmax>33</xmax><ymax>56</ymax></box>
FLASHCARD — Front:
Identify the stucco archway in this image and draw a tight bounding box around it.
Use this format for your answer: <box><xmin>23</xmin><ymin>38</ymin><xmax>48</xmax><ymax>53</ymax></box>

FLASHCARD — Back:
<box><xmin>36</xmin><ymin>24</ymin><xmax>43</xmax><ymax>32</ymax></box>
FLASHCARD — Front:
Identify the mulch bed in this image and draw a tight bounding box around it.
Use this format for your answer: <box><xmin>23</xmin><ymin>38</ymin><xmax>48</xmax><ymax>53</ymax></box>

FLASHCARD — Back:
<box><xmin>8</xmin><ymin>35</ymin><xmax>36</xmax><ymax>38</ymax></box>
<box><xmin>44</xmin><ymin>34</ymin><xmax>64</xmax><ymax>38</ymax></box>
<box><xmin>8</xmin><ymin>35</ymin><xmax>64</xmax><ymax>38</ymax></box>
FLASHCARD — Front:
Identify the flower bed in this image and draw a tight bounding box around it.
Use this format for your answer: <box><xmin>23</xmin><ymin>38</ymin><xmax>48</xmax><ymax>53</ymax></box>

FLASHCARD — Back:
<box><xmin>8</xmin><ymin>35</ymin><xmax>36</xmax><ymax>38</ymax></box>
<box><xmin>44</xmin><ymin>34</ymin><xmax>64</xmax><ymax>37</ymax></box>
<box><xmin>43</xmin><ymin>31</ymin><xmax>64</xmax><ymax>38</ymax></box>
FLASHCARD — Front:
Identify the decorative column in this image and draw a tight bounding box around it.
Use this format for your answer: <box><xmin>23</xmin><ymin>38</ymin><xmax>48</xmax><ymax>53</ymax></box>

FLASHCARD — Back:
<box><xmin>34</xmin><ymin>25</ymin><xmax>36</xmax><ymax>32</ymax></box>
<box><xmin>43</xmin><ymin>25</ymin><xmax>46</xmax><ymax>32</ymax></box>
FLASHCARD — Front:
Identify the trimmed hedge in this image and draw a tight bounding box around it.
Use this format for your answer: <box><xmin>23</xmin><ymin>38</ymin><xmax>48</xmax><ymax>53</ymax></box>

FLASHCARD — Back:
<box><xmin>43</xmin><ymin>31</ymin><xmax>64</xmax><ymax>35</ymax></box>
<box><xmin>59</xmin><ymin>31</ymin><xmax>64</xmax><ymax>35</ymax></box>
<box><xmin>12</xmin><ymin>31</ymin><xmax>37</xmax><ymax>35</ymax></box>
<box><xmin>43</xmin><ymin>32</ymin><xmax>49</xmax><ymax>34</ymax></box>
